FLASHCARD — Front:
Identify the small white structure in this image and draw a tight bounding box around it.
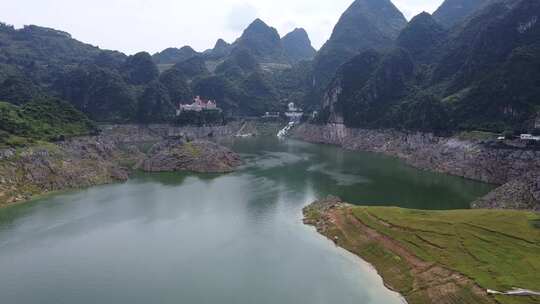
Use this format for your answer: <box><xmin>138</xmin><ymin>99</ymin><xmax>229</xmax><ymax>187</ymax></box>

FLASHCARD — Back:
<box><xmin>277</xmin><ymin>121</ymin><xmax>296</xmax><ymax>138</ymax></box>
<box><xmin>520</xmin><ymin>134</ymin><xmax>540</xmax><ymax>141</ymax></box>
<box><xmin>488</xmin><ymin>288</ymin><xmax>540</xmax><ymax>296</ymax></box>
<box><xmin>287</xmin><ymin>102</ymin><xmax>298</xmax><ymax>112</ymax></box>
<box><xmin>285</xmin><ymin>102</ymin><xmax>304</xmax><ymax>122</ymax></box>
<box><xmin>262</xmin><ymin>112</ymin><xmax>280</xmax><ymax>118</ymax></box>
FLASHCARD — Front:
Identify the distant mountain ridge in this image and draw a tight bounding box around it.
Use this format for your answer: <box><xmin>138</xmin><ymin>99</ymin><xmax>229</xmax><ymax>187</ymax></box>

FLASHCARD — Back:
<box><xmin>433</xmin><ymin>0</ymin><xmax>494</xmax><ymax>28</ymax></box>
<box><xmin>232</xmin><ymin>19</ymin><xmax>286</xmax><ymax>63</ymax></box>
<box><xmin>207</xmin><ymin>39</ymin><xmax>231</xmax><ymax>58</ymax></box>
<box><xmin>1</xmin><ymin>0</ymin><xmax>539</xmax><ymax>134</ymax></box>
<box><xmin>319</xmin><ymin>0</ymin><xmax>540</xmax><ymax>133</ymax></box>
<box><xmin>152</xmin><ymin>46</ymin><xmax>198</xmax><ymax>65</ymax></box>
<box><xmin>147</xmin><ymin>18</ymin><xmax>318</xmax><ymax>116</ymax></box>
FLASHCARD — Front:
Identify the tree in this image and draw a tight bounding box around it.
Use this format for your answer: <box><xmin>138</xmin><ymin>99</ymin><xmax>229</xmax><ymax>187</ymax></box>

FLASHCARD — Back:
<box><xmin>0</xmin><ymin>75</ymin><xmax>44</xmax><ymax>105</ymax></box>
<box><xmin>399</xmin><ymin>93</ymin><xmax>450</xmax><ymax>132</ymax></box>
<box><xmin>122</xmin><ymin>52</ymin><xmax>159</xmax><ymax>85</ymax></box>
<box><xmin>159</xmin><ymin>67</ymin><xmax>192</xmax><ymax>102</ymax></box>
<box><xmin>137</xmin><ymin>81</ymin><xmax>175</xmax><ymax>123</ymax></box>
<box><xmin>55</xmin><ymin>65</ymin><xmax>137</xmax><ymax>122</ymax></box>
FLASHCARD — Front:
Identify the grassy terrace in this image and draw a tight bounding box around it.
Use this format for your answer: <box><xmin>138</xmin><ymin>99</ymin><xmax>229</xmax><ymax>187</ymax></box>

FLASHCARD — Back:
<box><xmin>305</xmin><ymin>203</ymin><xmax>540</xmax><ymax>304</ymax></box>
<box><xmin>357</xmin><ymin>208</ymin><xmax>540</xmax><ymax>304</ymax></box>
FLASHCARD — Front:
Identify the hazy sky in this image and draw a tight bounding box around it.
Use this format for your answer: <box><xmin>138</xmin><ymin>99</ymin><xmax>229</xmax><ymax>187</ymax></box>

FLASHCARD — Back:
<box><xmin>0</xmin><ymin>0</ymin><xmax>444</xmax><ymax>55</ymax></box>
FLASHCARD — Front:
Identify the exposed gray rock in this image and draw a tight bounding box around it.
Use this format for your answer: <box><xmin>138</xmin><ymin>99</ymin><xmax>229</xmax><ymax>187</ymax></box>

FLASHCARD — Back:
<box><xmin>0</xmin><ymin>149</ymin><xmax>15</xmax><ymax>160</ymax></box>
<box><xmin>473</xmin><ymin>173</ymin><xmax>540</xmax><ymax>211</ymax></box>
<box><xmin>0</xmin><ymin>137</ymin><xmax>133</xmax><ymax>206</ymax></box>
<box><xmin>141</xmin><ymin>140</ymin><xmax>241</xmax><ymax>173</ymax></box>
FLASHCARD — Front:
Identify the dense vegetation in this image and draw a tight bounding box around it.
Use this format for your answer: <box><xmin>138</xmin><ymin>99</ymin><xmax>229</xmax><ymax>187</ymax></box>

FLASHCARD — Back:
<box><xmin>0</xmin><ymin>0</ymin><xmax>538</xmax><ymax>139</ymax></box>
<box><xmin>150</xmin><ymin>19</ymin><xmax>318</xmax><ymax>117</ymax></box>
<box><xmin>232</xmin><ymin>19</ymin><xmax>287</xmax><ymax>63</ymax></box>
<box><xmin>0</xmin><ymin>99</ymin><xmax>97</xmax><ymax>147</ymax></box>
<box><xmin>311</xmin><ymin>0</ymin><xmax>407</xmax><ymax>92</ymax></box>
<box><xmin>280</xmin><ymin>28</ymin><xmax>316</xmax><ymax>63</ymax></box>
<box><xmin>0</xmin><ymin>16</ymin><xmax>311</xmax><ymax>128</ymax></box>
<box><xmin>320</xmin><ymin>0</ymin><xmax>540</xmax><ymax>133</ymax></box>
<box><xmin>432</xmin><ymin>0</ymin><xmax>493</xmax><ymax>28</ymax></box>
<box><xmin>0</xmin><ymin>23</ymin><xmax>180</xmax><ymax>123</ymax></box>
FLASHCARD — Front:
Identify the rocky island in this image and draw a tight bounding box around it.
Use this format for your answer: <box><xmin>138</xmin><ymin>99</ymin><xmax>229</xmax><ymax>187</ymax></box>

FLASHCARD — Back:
<box><xmin>141</xmin><ymin>140</ymin><xmax>242</xmax><ymax>173</ymax></box>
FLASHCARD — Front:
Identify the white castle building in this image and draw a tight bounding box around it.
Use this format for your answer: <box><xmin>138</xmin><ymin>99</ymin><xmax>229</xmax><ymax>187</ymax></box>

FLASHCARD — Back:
<box><xmin>177</xmin><ymin>96</ymin><xmax>219</xmax><ymax>116</ymax></box>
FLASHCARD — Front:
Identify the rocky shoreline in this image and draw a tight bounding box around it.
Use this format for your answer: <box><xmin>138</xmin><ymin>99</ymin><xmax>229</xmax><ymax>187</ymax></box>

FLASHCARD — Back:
<box><xmin>293</xmin><ymin>124</ymin><xmax>540</xmax><ymax>211</ymax></box>
<box><xmin>0</xmin><ymin>123</ymin><xmax>251</xmax><ymax>207</ymax></box>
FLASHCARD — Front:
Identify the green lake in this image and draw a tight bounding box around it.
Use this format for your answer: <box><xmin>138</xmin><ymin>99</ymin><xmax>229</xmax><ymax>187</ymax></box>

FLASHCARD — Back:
<box><xmin>0</xmin><ymin>137</ymin><xmax>494</xmax><ymax>304</ymax></box>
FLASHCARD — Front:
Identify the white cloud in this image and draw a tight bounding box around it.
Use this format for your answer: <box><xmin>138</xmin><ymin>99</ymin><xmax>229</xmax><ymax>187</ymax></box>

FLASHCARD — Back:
<box><xmin>0</xmin><ymin>0</ymin><xmax>445</xmax><ymax>54</ymax></box>
<box><xmin>226</xmin><ymin>3</ymin><xmax>259</xmax><ymax>32</ymax></box>
<box><xmin>392</xmin><ymin>0</ymin><xmax>444</xmax><ymax>19</ymax></box>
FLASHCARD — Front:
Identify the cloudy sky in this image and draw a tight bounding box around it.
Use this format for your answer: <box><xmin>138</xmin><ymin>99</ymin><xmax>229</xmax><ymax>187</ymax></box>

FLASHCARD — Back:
<box><xmin>0</xmin><ymin>0</ymin><xmax>444</xmax><ymax>55</ymax></box>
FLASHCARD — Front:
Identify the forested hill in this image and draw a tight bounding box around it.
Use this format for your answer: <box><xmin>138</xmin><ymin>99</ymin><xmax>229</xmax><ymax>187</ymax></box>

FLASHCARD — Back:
<box><xmin>0</xmin><ymin>18</ymin><xmax>319</xmax><ymax>128</ymax></box>
<box><xmin>312</xmin><ymin>0</ymin><xmax>407</xmax><ymax>91</ymax></box>
<box><xmin>1</xmin><ymin>0</ymin><xmax>539</xmax><ymax>142</ymax></box>
<box><xmin>0</xmin><ymin>23</ymin><xmax>176</xmax><ymax>124</ymax></box>
<box><xmin>432</xmin><ymin>0</ymin><xmax>494</xmax><ymax>28</ymax></box>
<box><xmin>0</xmin><ymin>98</ymin><xmax>97</xmax><ymax>147</ymax></box>
<box><xmin>318</xmin><ymin>0</ymin><xmax>540</xmax><ymax>134</ymax></box>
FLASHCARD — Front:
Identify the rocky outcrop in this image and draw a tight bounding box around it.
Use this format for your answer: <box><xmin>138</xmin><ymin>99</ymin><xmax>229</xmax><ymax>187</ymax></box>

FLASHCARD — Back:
<box><xmin>294</xmin><ymin>123</ymin><xmax>540</xmax><ymax>210</ymax></box>
<box><xmin>141</xmin><ymin>140</ymin><xmax>241</xmax><ymax>173</ymax></box>
<box><xmin>472</xmin><ymin>173</ymin><xmax>540</xmax><ymax>210</ymax></box>
<box><xmin>0</xmin><ymin>137</ymin><xmax>135</xmax><ymax>206</ymax></box>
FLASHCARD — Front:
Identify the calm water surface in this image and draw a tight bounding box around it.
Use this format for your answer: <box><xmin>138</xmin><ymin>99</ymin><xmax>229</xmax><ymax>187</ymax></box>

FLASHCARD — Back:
<box><xmin>0</xmin><ymin>137</ymin><xmax>494</xmax><ymax>304</ymax></box>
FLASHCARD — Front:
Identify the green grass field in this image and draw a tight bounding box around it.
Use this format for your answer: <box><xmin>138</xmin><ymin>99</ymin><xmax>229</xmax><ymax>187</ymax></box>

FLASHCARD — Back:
<box><xmin>0</xmin><ymin>100</ymin><xmax>97</xmax><ymax>148</ymax></box>
<box><xmin>351</xmin><ymin>207</ymin><xmax>540</xmax><ymax>304</ymax></box>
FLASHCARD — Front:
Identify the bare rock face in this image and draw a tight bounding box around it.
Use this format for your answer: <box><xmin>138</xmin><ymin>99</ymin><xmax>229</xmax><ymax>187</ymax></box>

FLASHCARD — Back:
<box><xmin>0</xmin><ymin>137</ymin><xmax>134</xmax><ymax>206</ymax></box>
<box><xmin>473</xmin><ymin>173</ymin><xmax>540</xmax><ymax>211</ymax></box>
<box><xmin>141</xmin><ymin>140</ymin><xmax>242</xmax><ymax>173</ymax></box>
